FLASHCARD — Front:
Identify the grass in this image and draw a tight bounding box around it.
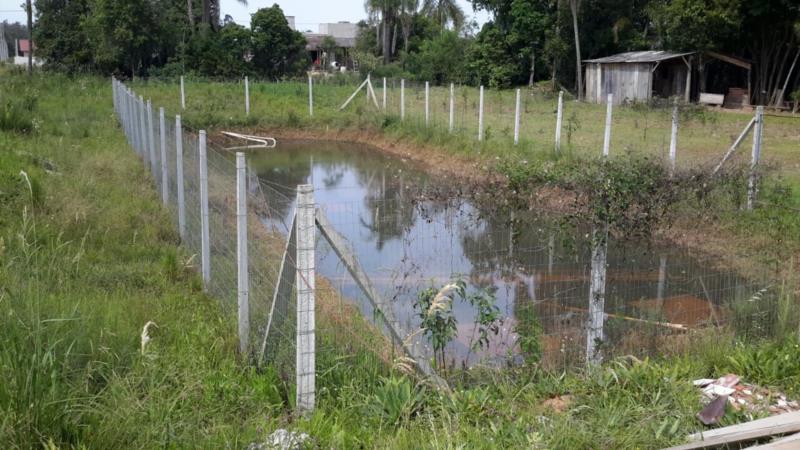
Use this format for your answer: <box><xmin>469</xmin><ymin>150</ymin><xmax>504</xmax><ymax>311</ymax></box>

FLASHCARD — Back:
<box><xmin>2</xmin><ymin>66</ymin><xmax>800</xmax><ymax>448</ymax></box>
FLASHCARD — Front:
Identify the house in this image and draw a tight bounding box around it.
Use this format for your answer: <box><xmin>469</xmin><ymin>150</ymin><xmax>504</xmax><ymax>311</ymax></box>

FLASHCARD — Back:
<box><xmin>16</xmin><ymin>38</ymin><xmax>33</xmax><ymax>57</ymax></box>
<box><xmin>304</xmin><ymin>22</ymin><xmax>357</xmax><ymax>72</ymax></box>
<box><xmin>584</xmin><ymin>51</ymin><xmax>752</xmax><ymax>107</ymax></box>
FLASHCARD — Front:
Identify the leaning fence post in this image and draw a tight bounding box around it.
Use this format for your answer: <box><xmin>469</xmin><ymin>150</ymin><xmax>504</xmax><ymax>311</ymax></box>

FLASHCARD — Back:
<box><xmin>308</xmin><ymin>74</ymin><xmax>313</xmax><ymax>117</ymax></box>
<box><xmin>199</xmin><ymin>130</ymin><xmax>211</xmax><ymax>288</ymax></box>
<box><xmin>478</xmin><ymin>85</ymin><xmax>485</xmax><ymax>141</ymax></box>
<box><xmin>400</xmin><ymin>79</ymin><xmax>405</xmax><ymax>121</ymax></box>
<box><xmin>159</xmin><ymin>107</ymin><xmax>169</xmax><ymax>205</ymax></box>
<box><xmin>602</xmin><ymin>93</ymin><xmax>613</xmax><ymax>157</ymax></box>
<box><xmin>147</xmin><ymin>100</ymin><xmax>157</xmax><ymax>179</ymax></box>
<box><xmin>747</xmin><ymin>106</ymin><xmax>764</xmax><ymax>210</ymax></box>
<box><xmin>296</xmin><ymin>184</ymin><xmax>316</xmax><ymax>414</ymax></box>
<box><xmin>555</xmin><ymin>90</ymin><xmax>564</xmax><ymax>152</ymax></box>
<box><xmin>244</xmin><ymin>76</ymin><xmax>250</xmax><ymax>116</ymax></box>
<box><xmin>514</xmin><ymin>88</ymin><xmax>521</xmax><ymax>145</ymax></box>
<box><xmin>449</xmin><ymin>83</ymin><xmax>455</xmax><ymax>133</ymax></box>
<box><xmin>586</xmin><ymin>224</ymin><xmax>608</xmax><ymax>365</ymax></box>
<box><xmin>669</xmin><ymin>99</ymin><xmax>679</xmax><ymax>174</ymax></box>
<box><xmin>176</xmin><ymin>115</ymin><xmax>186</xmax><ymax>241</ymax></box>
<box><xmin>236</xmin><ymin>152</ymin><xmax>250</xmax><ymax>355</ymax></box>
<box><xmin>180</xmin><ymin>75</ymin><xmax>186</xmax><ymax>110</ymax></box>
<box><xmin>425</xmin><ymin>81</ymin><xmax>430</xmax><ymax>126</ymax></box>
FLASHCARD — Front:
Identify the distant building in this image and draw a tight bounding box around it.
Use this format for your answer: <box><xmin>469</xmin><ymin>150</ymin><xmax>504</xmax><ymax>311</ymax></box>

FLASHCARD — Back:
<box><xmin>584</xmin><ymin>51</ymin><xmax>752</xmax><ymax>108</ymax></box>
<box><xmin>305</xmin><ymin>22</ymin><xmax>358</xmax><ymax>72</ymax></box>
<box><xmin>286</xmin><ymin>15</ymin><xmax>295</xmax><ymax>31</ymax></box>
<box><xmin>16</xmin><ymin>38</ymin><xmax>34</xmax><ymax>57</ymax></box>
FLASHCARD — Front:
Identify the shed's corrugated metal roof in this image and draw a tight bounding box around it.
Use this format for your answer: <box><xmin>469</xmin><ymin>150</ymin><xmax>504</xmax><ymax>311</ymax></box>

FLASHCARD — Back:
<box><xmin>584</xmin><ymin>51</ymin><xmax>694</xmax><ymax>64</ymax></box>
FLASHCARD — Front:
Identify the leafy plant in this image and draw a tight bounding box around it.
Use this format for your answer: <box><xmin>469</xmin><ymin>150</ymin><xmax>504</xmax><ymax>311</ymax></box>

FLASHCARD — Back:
<box><xmin>367</xmin><ymin>376</ymin><xmax>423</xmax><ymax>427</ymax></box>
<box><xmin>414</xmin><ymin>280</ymin><xmax>500</xmax><ymax>370</ymax></box>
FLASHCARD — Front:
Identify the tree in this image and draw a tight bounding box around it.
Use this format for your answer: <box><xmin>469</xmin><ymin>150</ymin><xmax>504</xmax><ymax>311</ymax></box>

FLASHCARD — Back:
<box><xmin>399</xmin><ymin>0</ymin><xmax>418</xmax><ymax>54</ymax></box>
<box><xmin>365</xmin><ymin>0</ymin><xmax>401</xmax><ymax>63</ymax></box>
<box><xmin>648</xmin><ymin>0</ymin><xmax>741</xmax><ymax>51</ymax></box>
<box><xmin>83</xmin><ymin>0</ymin><xmax>163</xmax><ymax>76</ymax></box>
<box><xmin>250</xmin><ymin>4</ymin><xmax>307</xmax><ymax>79</ymax></box>
<box><xmin>568</xmin><ymin>0</ymin><xmax>583</xmax><ymax>99</ymax></box>
<box><xmin>33</xmin><ymin>0</ymin><xmax>92</xmax><ymax>72</ymax></box>
<box><xmin>421</xmin><ymin>0</ymin><xmax>465</xmax><ymax>30</ymax></box>
<box><xmin>405</xmin><ymin>30</ymin><xmax>468</xmax><ymax>83</ymax></box>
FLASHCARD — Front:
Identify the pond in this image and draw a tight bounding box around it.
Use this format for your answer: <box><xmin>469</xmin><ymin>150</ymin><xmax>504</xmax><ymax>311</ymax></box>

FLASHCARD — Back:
<box><xmin>245</xmin><ymin>139</ymin><xmax>757</xmax><ymax>367</ymax></box>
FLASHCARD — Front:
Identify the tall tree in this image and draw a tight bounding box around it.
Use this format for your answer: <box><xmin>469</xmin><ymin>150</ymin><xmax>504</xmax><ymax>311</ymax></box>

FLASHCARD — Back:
<box><xmin>250</xmin><ymin>4</ymin><xmax>307</xmax><ymax>78</ymax></box>
<box><xmin>399</xmin><ymin>0</ymin><xmax>418</xmax><ymax>53</ymax></box>
<box><xmin>568</xmin><ymin>0</ymin><xmax>582</xmax><ymax>99</ymax></box>
<box><xmin>365</xmin><ymin>0</ymin><xmax>400</xmax><ymax>63</ymax></box>
<box><xmin>26</xmin><ymin>0</ymin><xmax>32</xmax><ymax>73</ymax></box>
<box><xmin>33</xmin><ymin>0</ymin><xmax>92</xmax><ymax>72</ymax></box>
<box><xmin>421</xmin><ymin>0</ymin><xmax>465</xmax><ymax>30</ymax></box>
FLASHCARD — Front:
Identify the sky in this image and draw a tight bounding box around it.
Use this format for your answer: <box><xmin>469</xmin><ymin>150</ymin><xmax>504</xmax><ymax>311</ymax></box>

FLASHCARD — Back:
<box><xmin>0</xmin><ymin>0</ymin><xmax>491</xmax><ymax>31</ymax></box>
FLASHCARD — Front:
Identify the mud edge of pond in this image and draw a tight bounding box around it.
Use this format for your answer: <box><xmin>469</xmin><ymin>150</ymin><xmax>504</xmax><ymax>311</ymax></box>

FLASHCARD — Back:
<box><xmin>240</xmin><ymin>126</ymin><xmax>784</xmax><ymax>279</ymax></box>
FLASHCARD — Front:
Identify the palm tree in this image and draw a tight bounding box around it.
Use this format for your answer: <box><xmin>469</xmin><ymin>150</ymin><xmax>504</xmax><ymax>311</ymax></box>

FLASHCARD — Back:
<box><xmin>421</xmin><ymin>0</ymin><xmax>465</xmax><ymax>31</ymax></box>
<box><xmin>399</xmin><ymin>0</ymin><xmax>418</xmax><ymax>53</ymax></box>
<box><xmin>195</xmin><ymin>0</ymin><xmax>248</xmax><ymax>30</ymax></box>
<box><xmin>365</xmin><ymin>0</ymin><xmax>401</xmax><ymax>63</ymax></box>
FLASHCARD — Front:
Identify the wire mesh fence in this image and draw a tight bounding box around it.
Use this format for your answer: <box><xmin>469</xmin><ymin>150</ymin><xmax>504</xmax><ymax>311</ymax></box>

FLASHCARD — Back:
<box><xmin>112</xmin><ymin>76</ymin><xmax>784</xmax><ymax>413</ymax></box>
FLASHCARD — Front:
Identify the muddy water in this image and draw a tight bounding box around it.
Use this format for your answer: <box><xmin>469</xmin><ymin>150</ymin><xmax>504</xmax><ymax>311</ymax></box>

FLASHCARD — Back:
<box><xmin>246</xmin><ymin>139</ymin><xmax>752</xmax><ymax>366</ymax></box>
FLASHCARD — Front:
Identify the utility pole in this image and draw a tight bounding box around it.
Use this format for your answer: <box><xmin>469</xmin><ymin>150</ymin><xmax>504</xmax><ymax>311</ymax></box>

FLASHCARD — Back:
<box><xmin>26</xmin><ymin>0</ymin><xmax>33</xmax><ymax>74</ymax></box>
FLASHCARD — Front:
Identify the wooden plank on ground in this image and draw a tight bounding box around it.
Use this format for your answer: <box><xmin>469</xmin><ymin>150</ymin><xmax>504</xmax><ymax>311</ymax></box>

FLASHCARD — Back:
<box><xmin>745</xmin><ymin>432</ymin><xmax>800</xmax><ymax>449</ymax></box>
<box><xmin>664</xmin><ymin>411</ymin><xmax>800</xmax><ymax>450</ymax></box>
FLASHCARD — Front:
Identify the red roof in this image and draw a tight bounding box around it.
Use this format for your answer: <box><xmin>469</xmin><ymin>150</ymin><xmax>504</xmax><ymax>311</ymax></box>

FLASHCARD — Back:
<box><xmin>18</xmin><ymin>39</ymin><xmax>34</xmax><ymax>53</ymax></box>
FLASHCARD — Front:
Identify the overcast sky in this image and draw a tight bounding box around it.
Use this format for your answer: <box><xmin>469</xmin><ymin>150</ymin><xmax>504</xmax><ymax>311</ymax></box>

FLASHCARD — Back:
<box><xmin>0</xmin><ymin>0</ymin><xmax>490</xmax><ymax>31</ymax></box>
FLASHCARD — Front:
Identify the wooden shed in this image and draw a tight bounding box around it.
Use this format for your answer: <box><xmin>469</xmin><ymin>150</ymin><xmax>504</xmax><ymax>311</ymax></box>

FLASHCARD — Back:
<box><xmin>584</xmin><ymin>51</ymin><xmax>752</xmax><ymax>106</ymax></box>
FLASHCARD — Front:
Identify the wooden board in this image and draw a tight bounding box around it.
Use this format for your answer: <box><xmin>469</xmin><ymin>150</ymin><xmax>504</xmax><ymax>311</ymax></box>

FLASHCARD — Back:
<box><xmin>745</xmin><ymin>432</ymin><xmax>800</xmax><ymax>449</ymax></box>
<box><xmin>699</xmin><ymin>93</ymin><xmax>725</xmax><ymax>105</ymax></box>
<box><xmin>665</xmin><ymin>411</ymin><xmax>800</xmax><ymax>450</ymax></box>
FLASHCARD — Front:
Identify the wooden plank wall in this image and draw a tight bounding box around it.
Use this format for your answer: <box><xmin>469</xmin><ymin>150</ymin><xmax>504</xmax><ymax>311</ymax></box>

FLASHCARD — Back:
<box><xmin>585</xmin><ymin>62</ymin><xmax>653</xmax><ymax>104</ymax></box>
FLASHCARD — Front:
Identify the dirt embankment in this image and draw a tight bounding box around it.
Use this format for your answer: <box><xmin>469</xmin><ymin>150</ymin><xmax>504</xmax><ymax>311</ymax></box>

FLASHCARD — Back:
<box><xmin>242</xmin><ymin>126</ymin><xmax>792</xmax><ymax>279</ymax></box>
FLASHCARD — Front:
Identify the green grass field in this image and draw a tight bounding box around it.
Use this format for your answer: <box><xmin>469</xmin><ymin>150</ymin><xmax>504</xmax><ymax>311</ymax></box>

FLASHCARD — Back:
<box><xmin>2</xmin><ymin>68</ymin><xmax>800</xmax><ymax>448</ymax></box>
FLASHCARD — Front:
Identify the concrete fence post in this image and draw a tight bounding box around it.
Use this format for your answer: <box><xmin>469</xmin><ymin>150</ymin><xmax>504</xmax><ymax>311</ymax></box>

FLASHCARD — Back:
<box><xmin>478</xmin><ymin>85</ymin><xmax>485</xmax><ymax>141</ymax></box>
<box><xmin>382</xmin><ymin>77</ymin><xmax>387</xmax><ymax>111</ymax></box>
<box><xmin>236</xmin><ymin>152</ymin><xmax>250</xmax><ymax>355</ymax></box>
<box><xmin>586</xmin><ymin>224</ymin><xmax>608</xmax><ymax>365</ymax></box>
<box><xmin>669</xmin><ymin>99</ymin><xmax>679</xmax><ymax>173</ymax></box>
<box><xmin>514</xmin><ymin>88</ymin><xmax>521</xmax><ymax>145</ymax></box>
<box><xmin>199</xmin><ymin>130</ymin><xmax>211</xmax><ymax>288</ymax></box>
<box><xmin>602</xmin><ymin>93</ymin><xmax>613</xmax><ymax>157</ymax></box>
<box><xmin>449</xmin><ymin>83</ymin><xmax>454</xmax><ymax>133</ymax></box>
<box><xmin>176</xmin><ymin>115</ymin><xmax>186</xmax><ymax>241</ymax></box>
<box><xmin>555</xmin><ymin>90</ymin><xmax>564</xmax><ymax>152</ymax></box>
<box><xmin>400</xmin><ymin>79</ymin><xmax>405</xmax><ymax>121</ymax></box>
<box><xmin>138</xmin><ymin>96</ymin><xmax>147</xmax><ymax>162</ymax></box>
<box><xmin>244</xmin><ymin>76</ymin><xmax>250</xmax><ymax>116</ymax></box>
<box><xmin>422</xmin><ymin>81</ymin><xmax>429</xmax><ymax>126</ymax></box>
<box><xmin>295</xmin><ymin>184</ymin><xmax>316</xmax><ymax>414</ymax></box>
<box><xmin>147</xmin><ymin>100</ymin><xmax>157</xmax><ymax>178</ymax></box>
<box><xmin>747</xmin><ymin>106</ymin><xmax>764</xmax><ymax>210</ymax></box>
<box><xmin>308</xmin><ymin>74</ymin><xmax>313</xmax><ymax>117</ymax></box>
<box><xmin>180</xmin><ymin>75</ymin><xmax>186</xmax><ymax>110</ymax></box>
<box><xmin>159</xmin><ymin>107</ymin><xmax>169</xmax><ymax>206</ymax></box>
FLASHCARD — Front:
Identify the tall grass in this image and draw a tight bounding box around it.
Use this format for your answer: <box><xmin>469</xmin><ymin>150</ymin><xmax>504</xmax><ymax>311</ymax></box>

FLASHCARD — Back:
<box><xmin>3</xmin><ymin>69</ymin><xmax>800</xmax><ymax>448</ymax></box>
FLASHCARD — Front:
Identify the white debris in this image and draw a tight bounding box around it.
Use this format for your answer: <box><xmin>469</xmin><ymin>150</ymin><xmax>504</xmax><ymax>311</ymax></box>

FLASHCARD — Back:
<box><xmin>248</xmin><ymin>429</ymin><xmax>310</xmax><ymax>450</ymax></box>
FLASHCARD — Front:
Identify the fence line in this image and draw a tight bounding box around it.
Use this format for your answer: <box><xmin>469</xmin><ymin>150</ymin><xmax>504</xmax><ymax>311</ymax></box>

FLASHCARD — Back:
<box><xmin>113</xmin><ymin>76</ymin><xmax>778</xmax><ymax>414</ymax></box>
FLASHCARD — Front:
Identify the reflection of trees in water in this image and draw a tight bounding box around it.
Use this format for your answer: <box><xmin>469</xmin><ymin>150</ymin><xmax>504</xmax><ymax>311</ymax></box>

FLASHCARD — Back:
<box><xmin>357</xmin><ymin>169</ymin><xmax>420</xmax><ymax>251</ymax></box>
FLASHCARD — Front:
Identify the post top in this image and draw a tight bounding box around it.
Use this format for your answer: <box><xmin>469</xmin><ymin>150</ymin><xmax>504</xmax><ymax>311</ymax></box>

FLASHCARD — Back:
<box><xmin>297</xmin><ymin>184</ymin><xmax>314</xmax><ymax>193</ymax></box>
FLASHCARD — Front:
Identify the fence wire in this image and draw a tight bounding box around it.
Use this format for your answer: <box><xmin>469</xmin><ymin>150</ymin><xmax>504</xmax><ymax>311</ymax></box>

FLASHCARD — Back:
<box><xmin>113</xmin><ymin>77</ymin><xmax>783</xmax><ymax>394</ymax></box>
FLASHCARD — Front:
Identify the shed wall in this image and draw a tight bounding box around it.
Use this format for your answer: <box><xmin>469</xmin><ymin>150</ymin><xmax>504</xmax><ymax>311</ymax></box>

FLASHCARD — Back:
<box><xmin>585</xmin><ymin>62</ymin><xmax>653</xmax><ymax>104</ymax></box>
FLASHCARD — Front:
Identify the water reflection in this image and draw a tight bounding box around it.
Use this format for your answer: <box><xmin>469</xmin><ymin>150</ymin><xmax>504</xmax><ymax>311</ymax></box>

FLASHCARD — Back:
<box><xmin>247</xmin><ymin>140</ymin><xmax>751</xmax><ymax>367</ymax></box>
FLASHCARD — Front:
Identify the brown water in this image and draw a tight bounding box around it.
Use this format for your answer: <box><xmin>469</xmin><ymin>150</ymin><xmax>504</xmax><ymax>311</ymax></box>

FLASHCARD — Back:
<box><xmin>247</xmin><ymin>139</ymin><xmax>756</xmax><ymax>366</ymax></box>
